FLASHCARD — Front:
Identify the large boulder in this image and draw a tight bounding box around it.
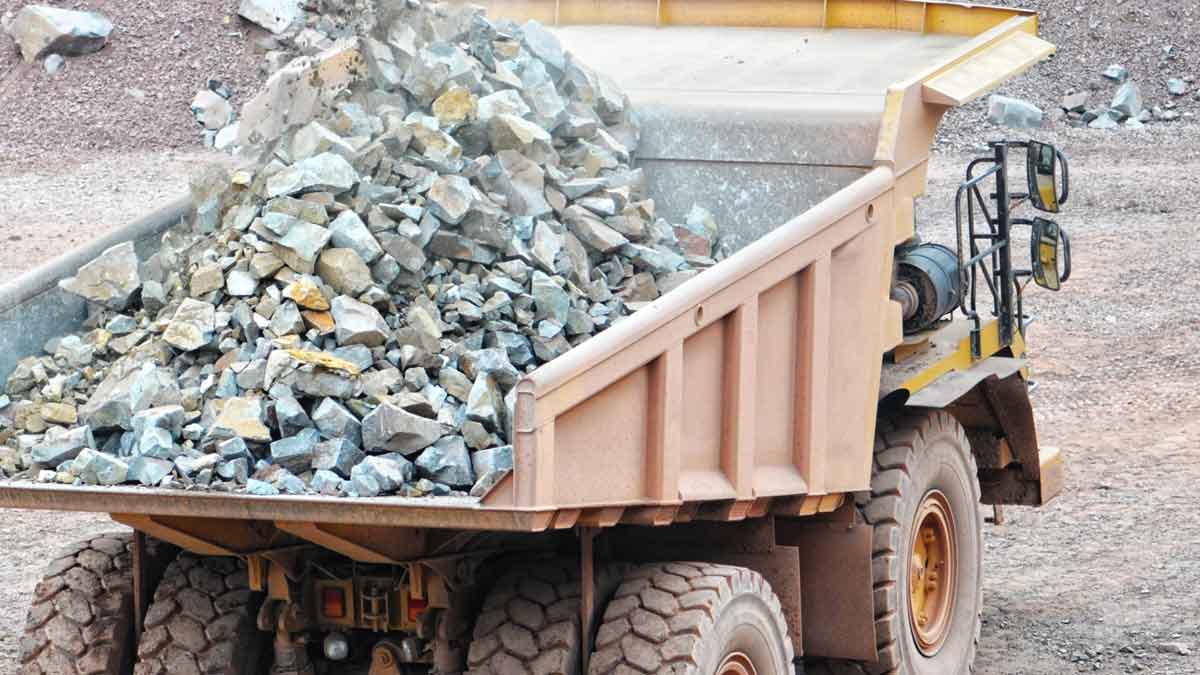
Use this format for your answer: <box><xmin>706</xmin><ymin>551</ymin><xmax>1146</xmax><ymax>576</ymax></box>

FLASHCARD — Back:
<box><xmin>57</xmin><ymin>241</ymin><xmax>141</xmax><ymax>310</ymax></box>
<box><xmin>7</xmin><ymin>5</ymin><xmax>113</xmax><ymax>63</ymax></box>
<box><xmin>238</xmin><ymin>0</ymin><xmax>303</xmax><ymax>35</ymax></box>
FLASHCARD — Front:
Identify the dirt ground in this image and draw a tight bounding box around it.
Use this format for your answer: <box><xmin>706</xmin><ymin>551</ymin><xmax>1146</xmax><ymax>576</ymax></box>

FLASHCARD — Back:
<box><xmin>0</xmin><ymin>125</ymin><xmax>1198</xmax><ymax>674</ymax></box>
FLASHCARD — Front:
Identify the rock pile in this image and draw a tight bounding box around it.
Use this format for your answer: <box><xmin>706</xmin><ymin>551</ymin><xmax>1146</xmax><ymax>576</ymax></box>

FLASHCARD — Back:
<box><xmin>0</xmin><ymin>2</ymin><xmax>726</xmax><ymax>501</ymax></box>
<box><xmin>1059</xmin><ymin>64</ymin><xmax>1184</xmax><ymax>130</ymax></box>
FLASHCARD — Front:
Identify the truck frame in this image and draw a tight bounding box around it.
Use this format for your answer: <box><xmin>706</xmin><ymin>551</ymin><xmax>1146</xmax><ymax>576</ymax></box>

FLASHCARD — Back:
<box><xmin>1</xmin><ymin>2</ymin><xmax>1069</xmax><ymax>674</ymax></box>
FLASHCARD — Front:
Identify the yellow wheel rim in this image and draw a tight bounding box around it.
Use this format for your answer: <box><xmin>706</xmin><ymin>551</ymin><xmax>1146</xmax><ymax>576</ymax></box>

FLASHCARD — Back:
<box><xmin>908</xmin><ymin>490</ymin><xmax>957</xmax><ymax>656</ymax></box>
<box><xmin>717</xmin><ymin>651</ymin><xmax>759</xmax><ymax>675</ymax></box>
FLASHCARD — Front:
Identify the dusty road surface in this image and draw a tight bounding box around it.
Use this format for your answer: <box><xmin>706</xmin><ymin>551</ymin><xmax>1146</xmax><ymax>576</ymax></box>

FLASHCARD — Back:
<box><xmin>0</xmin><ymin>128</ymin><xmax>1197</xmax><ymax>674</ymax></box>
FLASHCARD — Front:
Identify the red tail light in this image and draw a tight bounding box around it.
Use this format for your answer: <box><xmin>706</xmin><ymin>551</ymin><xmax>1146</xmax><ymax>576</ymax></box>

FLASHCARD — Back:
<box><xmin>322</xmin><ymin>587</ymin><xmax>346</xmax><ymax>619</ymax></box>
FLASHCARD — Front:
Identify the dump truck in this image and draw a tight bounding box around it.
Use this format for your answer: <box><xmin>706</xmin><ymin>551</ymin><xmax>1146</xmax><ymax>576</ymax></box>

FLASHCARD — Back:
<box><xmin>0</xmin><ymin>1</ymin><xmax>1074</xmax><ymax>673</ymax></box>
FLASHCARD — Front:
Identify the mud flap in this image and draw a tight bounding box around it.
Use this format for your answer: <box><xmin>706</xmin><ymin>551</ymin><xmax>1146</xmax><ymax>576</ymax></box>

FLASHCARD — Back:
<box><xmin>776</xmin><ymin>509</ymin><xmax>876</xmax><ymax>661</ymax></box>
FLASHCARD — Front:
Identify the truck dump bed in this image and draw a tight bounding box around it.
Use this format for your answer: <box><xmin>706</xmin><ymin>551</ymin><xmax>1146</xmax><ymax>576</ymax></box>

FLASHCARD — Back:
<box><xmin>0</xmin><ymin>1</ymin><xmax>1052</xmax><ymax>535</ymax></box>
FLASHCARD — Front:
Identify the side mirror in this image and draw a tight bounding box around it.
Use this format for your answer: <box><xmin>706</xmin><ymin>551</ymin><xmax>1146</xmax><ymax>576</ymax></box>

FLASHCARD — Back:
<box><xmin>1030</xmin><ymin>218</ymin><xmax>1071</xmax><ymax>291</ymax></box>
<box><xmin>1027</xmin><ymin>141</ymin><xmax>1069</xmax><ymax>213</ymax></box>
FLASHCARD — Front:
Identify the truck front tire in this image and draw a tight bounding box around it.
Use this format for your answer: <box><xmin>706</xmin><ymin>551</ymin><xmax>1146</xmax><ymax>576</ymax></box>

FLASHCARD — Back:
<box><xmin>863</xmin><ymin>410</ymin><xmax>982</xmax><ymax>675</ymax></box>
<box><xmin>588</xmin><ymin>562</ymin><xmax>793</xmax><ymax>675</ymax></box>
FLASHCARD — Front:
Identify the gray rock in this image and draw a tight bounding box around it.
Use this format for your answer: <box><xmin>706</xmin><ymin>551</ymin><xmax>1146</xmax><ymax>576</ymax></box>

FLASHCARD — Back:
<box><xmin>489</xmin><ymin>114</ymin><xmax>555</xmax><ymax>163</ymax></box>
<box><xmin>246</xmin><ymin>478</ymin><xmax>280</xmax><ymax>495</ymax></box>
<box><xmin>1061</xmin><ymin>92</ymin><xmax>1090</xmax><ymax>114</ymax></box>
<box><xmin>189</xmin><ymin>263</ymin><xmax>224</xmax><ymax>297</ymax></box>
<box><xmin>275</xmin><ymin>222</ymin><xmax>333</xmax><ymax>275</ymax></box>
<box><xmin>466</xmin><ymin>374</ymin><xmax>504</xmax><ymax>432</ymax></box>
<box><xmin>427</xmin><ymin>175</ymin><xmax>475</xmax><ymax>225</ymax></box>
<box><xmin>191</xmin><ymin>90</ymin><xmax>234</xmax><ymax>131</ymax></box>
<box><xmin>269</xmin><ymin>301</ymin><xmax>306</xmax><ymax>336</ymax></box>
<box><xmin>1102</xmin><ymin>64</ymin><xmax>1128</xmax><ymax>82</ymax></box>
<box><xmin>217</xmin><ymin>457</ymin><xmax>250</xmax><ymax>483</ymax></box>
<box><xmin>1168</xmin><ymin>78</ymin><xmax>1188</xmax><ymax>97</ymax></box>
<box><xmin>270</xmin><ymin>428</ymin><xmax>320</xmax><ymax>473</ymax></box>
<box><xmin>331</xmin><ymin>345</ymin><xmax>374</xmax><ymax>372</ymax></box>
<box><xmin>8</xmin><ymin>5</ymin><xmax>113</xmax><ymax>62</ymax></box>
<box><xmin>1111</xmin><ymin>81</ymin><xmax>1143</xmax><ymax>119</ymax></box>
<box><xmin>310</xmin><ymin>469</ymin><xmax>344</xmax><ymax>495</ymax></box>
<box><xmin>479</xmin><ymin>151</ymin><xmax>551</xmax><ymax>219</ymax></box>
<box><xmin>128</xmin><ymin>456</ymin><xmax>173</xmax><ymax>486</ymax></box>
<box><xmin>44</xmin><ymin>53</ymin><xmax>64</xmax><ymax>74</ymax></box>
<box><xmin>73</xmin><ymin>448</ymin><xmax>128</xmax><ymax>485</ymax></box>
<box><xmin>131</xmin><ymin>405</ymin><xmax>185</xmax><ymax>439</ymax></box>
<box><xmin>565</xmin><ymin>206</ymin><xmax>629</xmax><ymax>253</ymax></box>
<box><xmin>291</xmin><ymin>121</ymin><xmax>359</xmax><ymax>161</ymax></box>
<box><xmin>521</xmin><ymin>20</ymin><xmax>566</xmax><ymax>76</ymax></box>
<box><xmin>104</xmin><ymin>315</ymin><xmax>137</xmax><ymax>335</ymax></box>
<box><xmin>329</xmin><ymin>211</ymin><xmax>383</xmax><ymax>263</ymax></box>
<box><xmin>31</xmin><ymin>425</ymin><xmax>94</xmax><ymax>465</ymax></box>
<box><xmin>226</xmin><ymin>270</ymin><xmax>258</xmax><ymax>297</ymax></box>
<box><xmin>350</xmin><ymin>455</ymin><xmax>414</xmax><ymax>495</ymax></box>
<box><xmin>80</xmin><ymin>364</ymin><xmax>181</xmax><ymax>431</ymax></box>
<box><xmin>531</xmin><ymin>271</ymin><xmax>570</xmax><ymax>324</ymax></box>
<box><xmin>312</xmin><ymin>398</ymin><xmax>362</xmax><ymax>446</ymax></box>
<box><xmin>238</xmin><ymin>0</ymin><xmax>303</xmax><ymax>34</ymax></box>
<box><xmin>415</xmin><ymin>436</ymin><xmax>475</xmax><ymax>487</ymax></box>
<box><xmin>477</xmin><ymin>90</ymin><xmax>531</xmax><ymax>122</ymax></box>
<box><xmin>266</xmin><ymin>153</ymin><xmax>359</xmax><ymax>198</ymax></box>
<box><xmin>312</xmin><ymin>438</ymin><xmax>364</xmax><ymax>478</ymax></box>
<box><xmin>1088</xmin><ymin>111</ymin><xmax>1120</xmax><ymax>130</ymax></box>
<box><xmin>460</xmin><ymin>348</ymin><xmax>521</xmax><ymax>389</ymax></box>
<box><xmin>331</xmin><ymin>296</ymin><xmax>390</xmax><ymax>347</ymax></box>
<box><xmin>317</xmin><ymin>248</ymin><xmax>374</xmax><ymax>296</ymax></box>
<box><xmin>439</xmin><ymin>368</ymin><xmax>473</xmax><ymax>401</ymax></box>
<box><xmin>217</xmin><ymin>437</ymin><xmax>251</xmax><ymax>461</ymax></box>
<box><xmin>469</xmin><ymin>444</ymin><xmax>513</xmax><ymax>497</ymax></box>
<box><xmin>209</xmin><ymin>397</ymin><xmax>272</xmax><ymax>443</ymax></box>
<box><xmin>137</xmin><ymin>427</ymin><xmax>176</xmax><ymax>459</ymax></box>
<box><xmin>163</xmin><ymin>299</ymin><xmax>216</xmax><ymax>352</ymax></box>
<box><xmin>987</xmin><ymin>95</ymin><xmax>1043</xmax><ymax>129</ymax></box>
<box><xmin>274</xmin><ymin>396</ymin><xmax>312</xmax><ymax>436</ymax></box>
<box><xmin>58</xmin><ymin>241</ymin><xmax>141</xmax><ymax>310</ymax></box>
<box><xmin>486</xmin><ymin>332</ymin><xmax>534</xmax><ymax>367</ymax></box>
<box><xmin>361</xmin><ymin>402</ymin><xmax>445</xmax><ymax>453</ymax></box>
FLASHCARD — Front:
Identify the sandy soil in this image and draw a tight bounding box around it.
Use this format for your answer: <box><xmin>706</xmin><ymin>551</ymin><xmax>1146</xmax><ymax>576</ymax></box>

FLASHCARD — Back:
<box><xmin>0</xmin><ymin>132</ymin><xmax>1197</xmax><ymax>674</ymax></box>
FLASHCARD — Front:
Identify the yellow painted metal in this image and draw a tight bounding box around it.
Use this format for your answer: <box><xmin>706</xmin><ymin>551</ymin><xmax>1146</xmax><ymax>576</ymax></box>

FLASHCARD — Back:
<box><xmin>469</xmin><ymin>0</ymin><xmax>1035</xmax><ymax>32</ymax></box>
<box><xmin>923</xmin><ymin>1</ymin><xmax>1038</xmax><ymax>36</ymax></box>
<box><xmin>923</xmin><ymin>31</ymin><xmax>1055</xmax><ymax>106</ymax></box>
<box><xmin>899</xmin><ymin>318</ymin><xmax>1027</xmax><ymax>395</ymax></box>
<box><xmin>908</xmin><ymin>489</ymin><xmax>955</xmax><ymax>655</ymax></box>
<box><xmin>1038</xmin><ymin>446</ymin><xmax>1064</xmax><ymax>504</ymax></box>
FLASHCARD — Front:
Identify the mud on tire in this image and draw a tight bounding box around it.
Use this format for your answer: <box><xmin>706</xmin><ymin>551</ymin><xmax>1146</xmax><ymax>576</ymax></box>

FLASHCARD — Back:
<box><xmin>467</xmin><ymin>559</ymin><xmax>626</xmax><ymax>675</ymax></box>
<box><xmin>588</xmin><ymin>562</ymin><xmax>793</xmax><ymax>675</ymax></box>
<box><xmin>133</xmin><ymin>551</ymin><xmax>267</xmax><ymax>675</ymax></box>
<box><xmin>19</xmin><ymin>531</ymin><xmax>175</xmax><ymax>675</ymax></box>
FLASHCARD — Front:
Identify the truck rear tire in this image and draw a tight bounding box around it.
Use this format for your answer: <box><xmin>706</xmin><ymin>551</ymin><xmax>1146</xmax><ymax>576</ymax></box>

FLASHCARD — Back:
<box><xmin>863</xmin><ymin>410</ymin><xmax>982</xmax><ymax>675</ymax></box>
<box><xmin>466</xmin><ymin>558</ymin><xmax>627</xmax><ymax>675</ymax></box>
<box><xmin>588</xmin><ymin>562</ymin><xmax>793</xmax><ymax>675</ymax></box>
<box><xmin>132</xmin><ymin>552</ymin><xmax>267</xmax><ymax>675</ymax></box>
<box><xmin>18</xmin><ymin>531</ymin><xmax>175</xmax><ymax>675</ymax></box>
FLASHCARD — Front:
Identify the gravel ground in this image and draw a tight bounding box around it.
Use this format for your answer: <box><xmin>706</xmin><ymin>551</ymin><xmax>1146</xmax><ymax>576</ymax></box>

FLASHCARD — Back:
<box><xmin>0</xmin><ymin>0</ymin><xmax>265</xmax><ymax>156</ymax></box>
<box><xmin>0</xmin><ymin>129</ymin><xmax>1196</xmax><ymax>674</ymax></box>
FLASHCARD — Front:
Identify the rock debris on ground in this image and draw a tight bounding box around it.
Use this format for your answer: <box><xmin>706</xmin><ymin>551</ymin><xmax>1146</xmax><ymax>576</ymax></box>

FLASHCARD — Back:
<box><xmin>0</xmin><ymin>1</ymin><xmax>728</xmax><ymax>500</ymax></box>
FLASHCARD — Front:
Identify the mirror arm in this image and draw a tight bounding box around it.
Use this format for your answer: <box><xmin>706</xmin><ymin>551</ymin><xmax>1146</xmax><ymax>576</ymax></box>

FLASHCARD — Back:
<box><xmin>1055</xmin><ymin>148</ymin><xmax>1070</xmax><ymax>205</ymax></box>
<box><xmin>1059</xmin><ymin>227</ymin><xmax>1072</xmax><ymax>283</ymax></box>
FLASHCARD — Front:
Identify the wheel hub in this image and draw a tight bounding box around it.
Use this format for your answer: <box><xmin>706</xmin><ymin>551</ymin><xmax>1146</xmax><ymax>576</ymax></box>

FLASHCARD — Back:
<box><xmin>908</xmin><ymin>490</ymin><xmax>957</xmax><ymax>656</ymax></box>
<box><xmin>717</xmin><ymin>651</ymin><xmax>759</xmax><ymax>675</ymax></box>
